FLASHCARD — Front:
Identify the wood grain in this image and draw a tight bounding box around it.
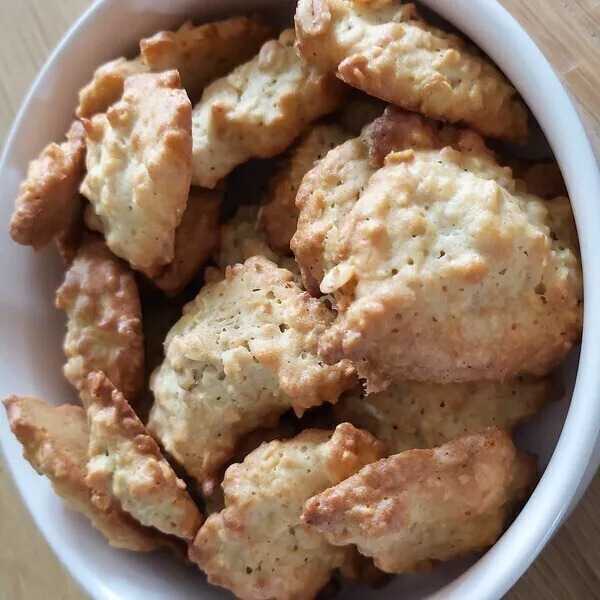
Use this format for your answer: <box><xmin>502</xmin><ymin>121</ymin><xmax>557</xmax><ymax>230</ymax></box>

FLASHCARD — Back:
<box><xmin>0</xmin><ymin>1</ymin><xmax>598</xmax><ymax>599</ymax></box>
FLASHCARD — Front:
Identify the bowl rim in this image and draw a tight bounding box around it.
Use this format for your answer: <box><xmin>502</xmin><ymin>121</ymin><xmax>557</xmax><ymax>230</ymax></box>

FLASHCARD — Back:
<box><xmin>1</xmin><ymin>1</ymin><xmax>600</xmax><ymax>599</ymax></box>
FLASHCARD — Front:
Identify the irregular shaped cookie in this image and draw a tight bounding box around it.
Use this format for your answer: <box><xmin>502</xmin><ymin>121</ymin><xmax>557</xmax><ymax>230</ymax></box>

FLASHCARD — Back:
<box><xmin>302</xmin><ymin>428</ymin><xmax>536</xmax><ymax>573</ymax></box>
<box><xmin>81</xmin><ymin>70</ymin><xmax>192</xmax><ymax>277</ymax></box>
<box><xmin>148</xmin><ymin>256</ymin><xmax>356</xmax><ymax>487</ymax></box>
<box><xmin>334</xmin><ymin>377</ymin><xmax>550</xmax><ymax>454</ymax></box>
<box><xmin>191</xmin><ymin>29</ymin><xmax>346</xmax><ymax>188</ymax></box>
<box><xmin>9</xmin><ymin>121</ymin><xmax>86</xmax><ymax>254</ymax></box>
<box><xmin>218</xmin><ymin>204</ymin><xmax>301</xmax><ymax>283</ymax></box>
<box><xmin>76</xmin><ymin>57</ymin><xmax>149</xmax><ymax>119</ymax></box>
<box><xmin>189</xmin><ymin>424</ymin><xmax>384</xmax><ymax>600</ymax></box>
<box><xmin>292</xmin><ymin>106</ymin><xmax>474</xmax><ymax>296</ymax></box>
<box><xmin>140</xmin><ymin>16</ymin><xmax>272</xmax><ymax>103</ymax></box>
<box><xmin>86</xmin><ymin>372</ymin><xmax>202</xmax><ymax>539</ymax></box>
<box><xmin>55</xmin><ymin>237</ymin><xmax>144</xmax><ymax>407</ymax></box>
<box><xmin>3</xmin><ymin>395</ymin><xmax>167</xmax><ymax>551</ymax></box>
<box><xmin>295</xmin><ymin>0</ymin><xmax>528</xmax><ymax>141</ymax></box>
<box><xmin>319</xmin><ymin>145</ymin><xmax>583</xmax><ymax>389</ymax></box>
<box><xmin>152</xmin><ymin>188</ymin><xmax>222</xmax><ymax>296</ymax></box>
<box><xmin>262</xmin><ymin>124</ymin><xmax>351</xmax><ymax>253</ymax></box>
<box><xmin>204</xmin><ymin>420</ymin><xmax>299</xmax><ymax>515</ymax></box>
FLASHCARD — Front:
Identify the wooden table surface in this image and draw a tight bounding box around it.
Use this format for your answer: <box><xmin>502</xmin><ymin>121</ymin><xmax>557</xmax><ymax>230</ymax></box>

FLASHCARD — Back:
<box><xmin>0</xmin><ymin>1</ymin><xmax>599</xmax><ymax>599</ymax></box>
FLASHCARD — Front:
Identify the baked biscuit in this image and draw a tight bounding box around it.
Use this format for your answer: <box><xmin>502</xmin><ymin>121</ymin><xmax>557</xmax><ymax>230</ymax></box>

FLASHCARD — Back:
<box><xmin>318</xmin><ymin>144</ymin><xmax>583</xmax><ymax>389</ymax></box>
<box><xmin>190</xmin><ymin>29</ymin><xmax>346</xmax><ymax>188</ymax></box>
<box><xmin>140</xmin><ymin>16</ymin><xmax>272</xmax><ymax>103</ymax></box>
<box><xmin>55</xmin><ymin>237</ymin><xmax>144</xmax><ymax>407</ymax></box>
<box><xmin>9</xmin><ymin>121</ymin><xmax>86</xmax><ymax>254</ymax></box>
<box><xmin>3</xmin><ymin>395</ymin><xmax>166</xmax><ymax>551</ymax></box>
<box><xmin>189</xmin><ymin>424</ymin><xmax>384</xmax><ymax>600</ymax></box>
<box><xmin>76</xmin><ymin>57</ymin><xmax>149</xmax><ymax>118</ymax></box>
<box><xmin>81</xmin><ymin>70</ymin><xmax>192</xmax><ymax>277</ymax></box>
<box><xmin>295</xmin><ymin>0</ymin><xmax>528</xmax><ymax>141</ymax></box>
<box><xmin>147</xmin><ymin>256</ymin><xmax>356</xmax><ymax>487</ymax></box>
<box><xmin>204</xmin><ymin>420</ymin><xmax>299</xmax><ymax>515</ymax></box>
<box><xmin>334</xmin><ymin>377</ymin><xmax>550</xmax><ymax>454</ymax></box>
<box><xmin>292</xmin><ymin>106</ymin><xmax>466</xmax><ymax>296</ymax></box>
<box><xmin>302</xmin><ymin>428</ymin><xmax>536</xmax><ymax>573</ymax></box>
<box><xmin>86</xmin><ymin>372</ymin><xmax>202</xmax><ymax>539</ymax></box>
<box><xmin>218</xmin><ymin>204</ymin><xmax>302</xmax><ymax>283</ymax></box>
<box><xmin>152</xmin><ymin>188</ymin><xmax>222</xmax><ymax>296</ymax></box>
<box><xmin>262</xmin><ymin>124</ymin><xmax>351</xmax><ymax>253</ymax></box>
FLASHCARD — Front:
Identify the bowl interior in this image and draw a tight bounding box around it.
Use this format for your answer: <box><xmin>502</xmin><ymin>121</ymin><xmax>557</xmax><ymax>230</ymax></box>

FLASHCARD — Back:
<box><xmin>0</xmin><ymin>1</ymin><xmax>591</xmax><ymax>599</ymax></box>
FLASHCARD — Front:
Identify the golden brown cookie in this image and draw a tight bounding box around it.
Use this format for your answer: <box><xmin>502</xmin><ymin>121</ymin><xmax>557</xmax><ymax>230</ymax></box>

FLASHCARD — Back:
<box><xmin>55</xmin><ymin>237</ymin><xmax>144</xmax><ymax>407</ymax></box>
<box><xmin>190</xmin><ymin>29</ymin><xmax>346</xmax><ymax>188</ymax></box>
<box><xmin>295</xmin><ymin>0</ymin><xmax>528</xmax><ymax>141</ymax></box>
<box><xmin>302</xmin><ymin>428</ymin><xmax>536</xmax><ymax>573</ymax></box>
<box><xmin>9</xmin><ymin>121</ymin><xmax>86</xmax><ymax>254</ymax></box>
<box><xmin>190</xmin><ymin>424</ymin><xmax>384</xmax><ymax>600</ymax></box>
<box><xmin>3</xmin><ymin>395</ymin><xmax>168</xmax><ymax>551</ymax></box>
<box><xmin>147</xmin><ymin>256</ymin><xmax>356</xmax><ymax>487</ymax></box>
<box><xmin>76</xmin><ymin>57</ymin><xmax>148</xmax><ymax>119</ymax></box>
<box><xmin>140</xmin><ymin>15</ymin><xmax>272</xmax><ymax>103</ymax></box>
<box><xmin>81</xmin><ymin>70</ymin><xmax>192</xmax><ymax>277</ymax></box>
<box><xmin>152</xmin><ymin>188</ymin><xmax>222</xmax><ymax>296</ymax></box>
<box><xmin>334</xmin><ymin>377</ymin><xmax>550</xmax><ymax>453</ymax></box>
<box><xmin>262</xmin><ymin>124</ymin><xmax>351</xmax><ymax>254</ymax></box>
<box><xmin>318</xmin><ymin>143</ymin><xmax>582</xmax><ymax>389</ymax></box>
<box><xmin>85</xmin><ymin>372</ymin><xmax>202</xmax><ymax>539</ymax></box>
<box><xmin>292</xmin><ymin>106</ymin><xmax>469</xmax><ymax>296</ymax></box>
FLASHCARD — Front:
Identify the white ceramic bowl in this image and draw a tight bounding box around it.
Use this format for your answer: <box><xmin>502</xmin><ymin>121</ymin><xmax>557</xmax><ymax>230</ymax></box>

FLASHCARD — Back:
<box><xmin>1</xmin><ymin>1</ymin><xmax>600</xmax><ymax>599</ymax></box>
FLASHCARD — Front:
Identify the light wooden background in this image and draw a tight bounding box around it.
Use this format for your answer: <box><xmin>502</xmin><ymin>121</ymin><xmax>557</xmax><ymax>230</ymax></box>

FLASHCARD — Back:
<box><xmin>0</xmin><ymin>1</ymin><xmax>599</xmax><ymax>599</ymax></box>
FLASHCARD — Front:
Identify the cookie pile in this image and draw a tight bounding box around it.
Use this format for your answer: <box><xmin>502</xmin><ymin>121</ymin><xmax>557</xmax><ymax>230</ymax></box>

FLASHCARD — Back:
<box><xmin>5</xmin><ymin>2</ymin><xmax>582</xmax><ymax>599</ymax></box>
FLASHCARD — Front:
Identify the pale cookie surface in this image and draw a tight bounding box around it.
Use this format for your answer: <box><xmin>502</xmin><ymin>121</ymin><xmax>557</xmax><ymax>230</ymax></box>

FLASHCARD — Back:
<box><xmin>190</xmin><ymin>29</ymin><xmax>346</xmax><ymax>188</ymax></box>
<box><xmin>302</xmin><ymin>428</ymin><xmax>536</xmax><ymax>573</ymax></box>
<box><xmin>140</xmin><ymin>16</ymin><xmax>272</xmax><ymax>103</ymax></box>
<box><xmin>190</xmin><ymin>424</ymin><xmax>384</xmax><ymax>600</ymax></box>
<box><xmin>292</xmin><ymin>106</ymin><xmax>470</xmax><ymax>296</ymax></box>
<box><xmin>9</xmin><ymin>121</ymin><xmax>86</xmax><ymax>253</ymax></box>
<box><xmin>148</xmin><ymin>256</ymin><xmax>356</xmax><ymax>487</ymax></box>
<box><xmin>76</xmin><ymin>57</ymin><xmax>149</xmax><ymax>119</ymax></box>
<box><xmin>3</xmin><ymin>395</ymin><xmax>166</xmax><ymax>551</ymax></box>
<box><xmin>86</xmin><ymin>372</ymin><xmax>202</xmax><ymax>539</ymax></box>
<box><xmin>81</xmin><ymin>70</ymin><xmax>192</xmax><ymax>277</ymax></box>
<box><xmin>295</xmin><ymin>0</ymin><xmax>528</xmax><ymax>141</ymax></box>
<box><xmin>319</xmin><ymin>144</ymin><xmax>582</xmax><ymax>389</ymax></box>
<box><xmin>262</xmin><ymin>124</ymin><xmax>351</xmax><ymax>253</ymax></box>
<box><xmin>152</xmin><ymin>188</ymin><xmax>222</xmax><ymax>296</ymax></box>
<box><xmin>55</xmin><ymin>237</ymin><xmax>144</xmax><ymax>407</ymax></box>
<box><xmin>335</xmin><ymin>377</ymin><xmax>550</xmax><ymax>454</ymax></box>
<box><xmin>217</xmin><ymin>204</ymin><xmax>301</xmax><ymax>283</ymax></box>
